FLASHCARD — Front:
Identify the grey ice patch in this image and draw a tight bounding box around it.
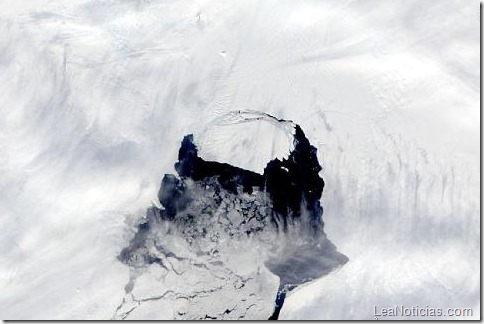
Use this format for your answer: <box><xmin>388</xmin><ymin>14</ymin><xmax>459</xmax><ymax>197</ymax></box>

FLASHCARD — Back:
<box><xmin>116</xmin><ymin>116</ymin><xmax>348</xmax><ymax>320</ymax></box>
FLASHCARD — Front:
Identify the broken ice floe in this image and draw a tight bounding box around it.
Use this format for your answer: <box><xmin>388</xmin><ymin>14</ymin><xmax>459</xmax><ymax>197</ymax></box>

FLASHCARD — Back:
<box><xmin>116</xmin><ymin>114</ymin><xmax>348</xmax><ymax>320</ymax></box>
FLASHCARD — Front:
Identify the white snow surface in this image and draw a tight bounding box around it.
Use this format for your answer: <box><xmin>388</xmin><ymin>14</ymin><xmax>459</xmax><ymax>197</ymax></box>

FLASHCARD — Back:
<box><xmin>0</xmin><ymin>0</ymin><xmax>480</xmax><ymax>320</ymax></box>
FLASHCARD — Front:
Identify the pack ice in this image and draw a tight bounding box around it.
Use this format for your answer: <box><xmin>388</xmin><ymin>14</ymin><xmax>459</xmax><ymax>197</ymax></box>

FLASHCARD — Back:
<box><xmin>116</xmin><ymin>113</ymin><xmax>347</xmax><ymax>320</ymax></box>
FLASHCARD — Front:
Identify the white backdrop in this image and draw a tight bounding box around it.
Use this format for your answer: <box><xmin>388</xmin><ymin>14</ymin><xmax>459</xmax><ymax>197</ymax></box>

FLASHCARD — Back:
<box><xmin>0</xmin><ymin>0</ymin><xmax>479</xmax><ymax>319</ymax></box>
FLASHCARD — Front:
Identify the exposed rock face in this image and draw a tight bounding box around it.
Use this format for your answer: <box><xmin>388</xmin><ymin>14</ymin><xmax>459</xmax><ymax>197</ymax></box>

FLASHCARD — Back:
<box><xmin>116</xmin><ymin>120</ymin><xmax>348</xmax><ymax>320</ymax></box>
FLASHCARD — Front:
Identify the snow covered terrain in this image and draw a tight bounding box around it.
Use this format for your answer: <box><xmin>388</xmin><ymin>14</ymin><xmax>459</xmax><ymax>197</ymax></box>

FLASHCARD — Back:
<box><xmin>0</xmin><ymin>0</ymin><xmax>480</xmax><ymax>320</ymax></box>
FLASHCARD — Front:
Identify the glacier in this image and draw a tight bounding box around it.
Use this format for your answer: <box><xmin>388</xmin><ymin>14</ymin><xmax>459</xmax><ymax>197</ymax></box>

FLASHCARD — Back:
<box><xmin>0</xmin><ymin>0</ymin><xmax>479</xmax><ymax>320</ymax></box>
<box><xmin>117</xmin><ymin>115</ymin><xmax>347</xmax><ymax>319</ymax></box>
